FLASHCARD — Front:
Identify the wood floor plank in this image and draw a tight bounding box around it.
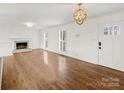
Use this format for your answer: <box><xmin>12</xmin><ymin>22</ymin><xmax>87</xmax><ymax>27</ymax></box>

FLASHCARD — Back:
<box><xmin>1</xmin><ymin>49</ymin><xmax>124</xmax><ymax>90</ymax></box>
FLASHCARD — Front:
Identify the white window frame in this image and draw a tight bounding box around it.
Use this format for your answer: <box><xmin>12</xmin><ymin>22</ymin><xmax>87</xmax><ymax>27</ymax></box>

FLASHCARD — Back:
<box><xmin>44</xmin><ymin>33</ymin><xmax>48</xmax><ymax>48</ymax></box>
<box><xmin>59</xmin><ymin>30</ymin><xmax>67</xmax><ymax>52</ymax></box>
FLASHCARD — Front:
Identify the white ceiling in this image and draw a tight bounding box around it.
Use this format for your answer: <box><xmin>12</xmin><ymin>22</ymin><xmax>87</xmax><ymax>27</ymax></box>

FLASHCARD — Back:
<box><xmin>0</xmin><ymin>3</ymin><xmax>124</xmax><ymax>29</ymax></box>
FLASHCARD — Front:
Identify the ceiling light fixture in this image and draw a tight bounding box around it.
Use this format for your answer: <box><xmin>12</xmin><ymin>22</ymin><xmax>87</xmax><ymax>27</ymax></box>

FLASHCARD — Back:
<box><xmin>73</xmin><ymin>3</ymin><xmax>87</xmax><ymax>25</ymax></box>
<box><xmin>23</xmin><ymin>22</ymin><xmax>36</xmax><ymax>28</ymax></box>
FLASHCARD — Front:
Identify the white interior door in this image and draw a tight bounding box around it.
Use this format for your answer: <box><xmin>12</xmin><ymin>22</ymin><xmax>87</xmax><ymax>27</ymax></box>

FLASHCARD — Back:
<box><xmin>98</xmin><ymin>21</ymin><xmax>123</xmax><ymax>71</ymax></box>
<box><xmin>98</xmin><ymin>24</ymin><xmax>114</xmax><ymax>68</ymax></box>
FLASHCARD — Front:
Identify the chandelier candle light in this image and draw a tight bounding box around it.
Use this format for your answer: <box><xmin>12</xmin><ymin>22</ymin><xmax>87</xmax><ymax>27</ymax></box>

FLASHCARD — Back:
<box><xmin>73</xmin><ymin>3</ymin><xmax>87</xmax><ymax>25</ymax></box>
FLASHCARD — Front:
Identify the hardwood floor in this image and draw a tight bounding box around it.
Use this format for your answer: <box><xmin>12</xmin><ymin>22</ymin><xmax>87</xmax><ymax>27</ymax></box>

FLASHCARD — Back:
<box><xmin>2</xmin><ymin>49</ymin><xmax>124</xmax><ymax>90</ymax></box>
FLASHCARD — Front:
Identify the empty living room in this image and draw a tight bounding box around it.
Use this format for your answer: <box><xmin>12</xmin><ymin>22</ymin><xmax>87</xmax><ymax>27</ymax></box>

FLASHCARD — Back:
<box><xmin>0</xmin><ymin>0</ymin><xmax>124</xmax><ymax>92</ymax></box>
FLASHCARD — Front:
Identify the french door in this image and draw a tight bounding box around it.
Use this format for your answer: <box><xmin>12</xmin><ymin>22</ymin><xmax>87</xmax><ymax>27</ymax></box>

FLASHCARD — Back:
<box><xmin>59</xmin><ymin>30</ymin><xmax>67</xmax><ymax>53</ymax></box>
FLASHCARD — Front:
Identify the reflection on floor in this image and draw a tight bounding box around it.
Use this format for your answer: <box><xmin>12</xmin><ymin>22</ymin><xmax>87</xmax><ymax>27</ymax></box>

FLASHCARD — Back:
<box><xmin>2</xmin><ymin>49</ymin><xmax>124</xmax><ymax>90</ymax></box>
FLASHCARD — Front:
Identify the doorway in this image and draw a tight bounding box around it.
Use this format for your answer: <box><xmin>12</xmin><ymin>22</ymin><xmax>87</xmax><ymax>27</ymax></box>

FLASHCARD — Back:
<box><xmin>98</xmin><ymin>21</ymin><xmax>122</xmax><ymax>71</ymax></box>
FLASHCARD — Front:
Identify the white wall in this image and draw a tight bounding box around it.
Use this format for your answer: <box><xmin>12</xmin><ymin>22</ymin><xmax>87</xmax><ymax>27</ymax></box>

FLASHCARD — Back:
<box><xmin>65</xmin><ymin>22</ymin><xmax>98</xmax><ymax>64</ymax></box>
<box><xmin>0</xmin><ymin>26</ymin><xmax>40</xmax><ymax>57</ymax></box>
<box><xmin>41</xmin><ymin>26</ymin><xmax>60</xmax><ymax>52</ymax></box>
<box><xmin>41</xmin><ymin>10</ymin><xmax>124</xmax><ymax>71</ymax></box>
<box><xmin>41</xmin><ymin>19</ymin><xmax>98</xmax><ymax>64</ymax></box>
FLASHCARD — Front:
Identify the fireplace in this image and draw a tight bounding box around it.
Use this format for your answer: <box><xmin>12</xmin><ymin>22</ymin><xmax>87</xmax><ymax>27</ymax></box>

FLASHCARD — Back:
<box><xmin>12</xmin><ymin>39</ymin><xmax>32</xmax><ymax>53</ymax></box>
<box><xmin>16</xmin><ymin>42</ymin><xmax>28</xmax><ymax>50</ymax></box>
<box><xmin>14</xmin><ymin>41</ymin><xmax>29</xmax><ymax>50</ymax></box>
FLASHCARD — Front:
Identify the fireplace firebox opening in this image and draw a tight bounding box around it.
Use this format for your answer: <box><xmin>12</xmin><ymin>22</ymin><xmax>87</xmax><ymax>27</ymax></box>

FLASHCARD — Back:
<box><xmin>16</xmin><ymin>42</ymin><xmax>28</xmax><ymax>50</ymax></box>
<box><xmin>14</xmin><ymin>41</ymin><xmax>29</xmax><ymax>50</ymax></box>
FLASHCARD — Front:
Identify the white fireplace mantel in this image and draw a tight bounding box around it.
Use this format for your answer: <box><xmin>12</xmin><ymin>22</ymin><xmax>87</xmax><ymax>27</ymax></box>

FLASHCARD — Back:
<box><xmin>10</xmin><ymin>38</ymin><xmax>32</xmax><ymax>53</ymax></box>
<box><xmin>10</xmin><ymin>38</ymin><xmax>32</xmax><ymax>41</ymax></box>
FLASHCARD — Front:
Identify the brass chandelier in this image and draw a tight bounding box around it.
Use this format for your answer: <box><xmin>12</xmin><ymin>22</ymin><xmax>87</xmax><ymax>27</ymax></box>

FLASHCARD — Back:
<box><xmin>73</xmin><ymin>3</ymin><xmax>87</xmax><ymax>25</ymax></box>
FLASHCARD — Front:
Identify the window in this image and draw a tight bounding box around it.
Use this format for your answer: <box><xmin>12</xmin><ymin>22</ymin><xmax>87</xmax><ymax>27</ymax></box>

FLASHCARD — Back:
<box><xmin>59</xmin><ymin>30</ymin><xmax>67</xmax><ymax>52</ymax></box>
<box><xmin>44</xmin><ymin>33</ymin><xmax>48</xmax><ymax>48</ymax></box>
